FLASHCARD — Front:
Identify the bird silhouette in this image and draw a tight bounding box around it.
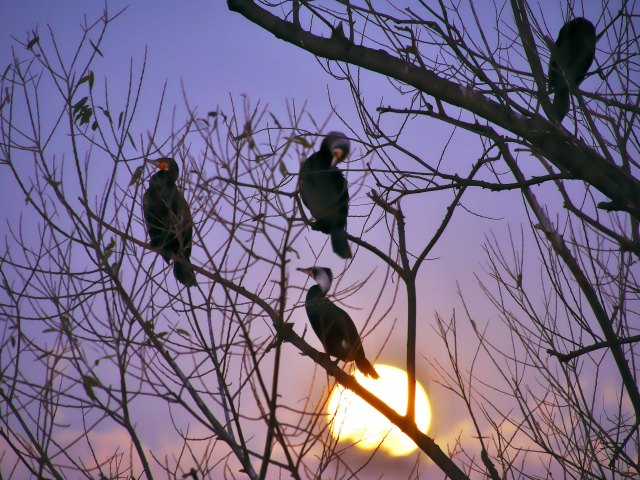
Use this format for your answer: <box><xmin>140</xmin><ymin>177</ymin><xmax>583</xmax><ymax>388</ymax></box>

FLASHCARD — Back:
<box><xmin>299</xmin><ymin>132</ymin><xmax>352</xmax><ymax>259</ymax></box>
<box><xmin>143</xmin><ymin>157</ymin><xmax>197</xmax><ymax>287</ymax></box>
<box><xmin>548</xmin><ymin>17</ymin><xmax>596</xmax><ymax>121</ymax></box>
<box><xmin>298</xmin><ymin>266</ymin><xmax>379</xmax><ymax>378</ymax></box>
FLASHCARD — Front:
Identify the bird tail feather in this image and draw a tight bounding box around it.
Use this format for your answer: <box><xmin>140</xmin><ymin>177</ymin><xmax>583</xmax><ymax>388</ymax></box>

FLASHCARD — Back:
<box><xmin>331</xmin><ymin>229</ymin><xmax>352</xmax><ymax>259</ymax></box>
<box><xmin>174</xmin><ymin>257</ymin><xmax>197</xmax><ymax>287</ymax></box>
<box><xmin>356</xmin><ymin>356</ymin><xmax>379</xmax><ymax>379</ymax></box>
<box><xmin>552</xmin><ymin>88</ymin><xmax>570</xmax><ymax>122</ymax></box>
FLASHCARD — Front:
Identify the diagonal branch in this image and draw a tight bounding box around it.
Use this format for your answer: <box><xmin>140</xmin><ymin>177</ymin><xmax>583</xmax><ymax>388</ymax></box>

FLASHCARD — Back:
<box><xmin>86</xmin><ymin>203</ymin><xmax>470</xmax><ymax>480</ymax></box>
<box><xmin>498</xmin><ymin>143</ymin><xmax>640</xmax><ymax>423</ymax></box>
<box><xmin>227</xmin><ymin>0</ymin><xmax>640</xmax><ymax>220</ymax></box>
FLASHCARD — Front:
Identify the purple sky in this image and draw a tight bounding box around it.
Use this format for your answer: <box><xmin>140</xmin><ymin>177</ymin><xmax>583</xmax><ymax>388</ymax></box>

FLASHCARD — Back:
<box><xmin>1</xmin><ymin>1</ymin><xmax>620</xmax><ymax>479</ymax></box>
<box><xmin>0</xmin><ymin>0</ymin><xmax>525</xmax><ymax>474</ymax></box>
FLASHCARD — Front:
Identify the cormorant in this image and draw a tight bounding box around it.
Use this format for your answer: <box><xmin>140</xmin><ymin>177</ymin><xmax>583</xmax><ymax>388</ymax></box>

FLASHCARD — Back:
<box><xmin>299</xmin><ymin>132</ymin><xmax>352</xmax><ymax>259</ymax></box>
<box><xmin>142</xmin><ymin>157</ymin><xmax>197</xmax><ymax>287</ymax></box>
<box><xmin>548</xmin><ymin>17</ymin><xmax>596</xmax><ymax>121</ymax></box>
<box><xmin>298</xmin><ymin>266</ymin><xmax>379</xmax><ymax>378</ymax></box>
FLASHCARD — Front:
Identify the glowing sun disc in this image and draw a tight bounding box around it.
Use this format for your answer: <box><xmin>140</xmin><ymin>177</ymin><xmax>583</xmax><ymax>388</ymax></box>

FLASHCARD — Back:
<box><xmin>327</xmin><ymin>364</ymin><xmax>431</xmax><ymax>456</ymax></box>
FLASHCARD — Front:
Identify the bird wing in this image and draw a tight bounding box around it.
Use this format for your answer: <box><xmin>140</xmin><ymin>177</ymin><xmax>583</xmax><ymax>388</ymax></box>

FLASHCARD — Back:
<box><xmin>571</xmin><ymin>37</ymin><xmax>596</xmax><ymax>87</ymax></box>
<box><xmin>299</xmin><ymin>152</ymin><xmax>349</xmax><ymax>224</ymax></box>
<box><xmin>549</xmin><ymin>19</ymin><xmax>596</xmax><ymax>92</ymax></box>
<box><xmin>143</xmin><ymin>178</ymin><xmax>192</xmax><ymax>262</ymax></box>
<box><xmin>175</xmin><ymin>191</ymin><xmax>194</xmax><ymax>259</ymax></box>
<box><xmin>315</xmin><ymin>298</ymin><xmax>362</xmax><ymax>361</ymax></box>
<box><xmin>143</xmin><ymin>184</ymin><xmax>172</xmax><ymax>251</ymax></box>
<box><xmin>332</xmin><ymin>167</ymin><xmax>349</xmax><ymax>221</ymax></box>
<box><xmin>548</xmin><ymin>37</ymin><xmax>566</xmax><ymax>92</ymax></box>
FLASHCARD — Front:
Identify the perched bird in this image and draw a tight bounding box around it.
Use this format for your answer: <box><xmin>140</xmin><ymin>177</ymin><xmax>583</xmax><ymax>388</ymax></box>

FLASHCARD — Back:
<box><xmin>548</xmin><ymin>17</ymin><xmax>596</xmax><ymax>121</ymax></box>
<box><xmin>142</xmin><ymin>157</ymin><xmax>197</xmax><ymax>287</ymax></box>
<box><xmin>299</xmin><ymin>132</ymin><xmax>352</xmax><ymax>259</ymax></box>
<box><xmin>298</xmin><ymin>266</ymin><xmax>379</xmax><ymax>378</ymax></box>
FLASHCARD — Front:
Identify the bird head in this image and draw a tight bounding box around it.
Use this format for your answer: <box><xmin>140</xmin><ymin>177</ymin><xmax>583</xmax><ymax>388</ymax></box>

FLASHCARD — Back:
<box><xmin>148</xmin><ymin>157</ymin><xmax>177</xmax><ymax>170</ymax></box>
<box><xmin>297</xmin><ymin>266</ymin><xmax>333</xmax><ymax>293</ymax></box>
<box><xmin>322</xmin><ymin>131</ymin><xmax>351</xmax><ymax>167</ymax></box>
<box><xmin>146</xmin><ymin>157</ymin><xmax>180</xmax><ymax>181</ymax></box>
<box><xmin>564</xmin><ymin>17</ymin><xmax>596</xmax><ymax>39</ymax></box>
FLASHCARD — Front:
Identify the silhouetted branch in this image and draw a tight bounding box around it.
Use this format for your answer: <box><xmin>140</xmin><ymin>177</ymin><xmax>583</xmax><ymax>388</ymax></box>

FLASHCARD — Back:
<box><xmin>227</xmin><ymin>0</ymin><xmax>640</xmax><ymax>220</ymax></box>
<box><xmin>548</xmin><ymin>334</ymin><xmax>640</xmax><ymax>363</ymax></box>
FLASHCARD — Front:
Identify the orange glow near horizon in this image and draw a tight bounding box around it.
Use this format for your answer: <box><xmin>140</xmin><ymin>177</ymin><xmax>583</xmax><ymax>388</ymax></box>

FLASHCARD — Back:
<box><xmin>327</xmin><ymin>364</ymin><xmax>432</xmax><ymax>456</ymax></box>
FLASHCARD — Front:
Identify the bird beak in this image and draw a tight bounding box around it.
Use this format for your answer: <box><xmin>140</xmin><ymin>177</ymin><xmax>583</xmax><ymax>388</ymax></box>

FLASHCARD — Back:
<box><xmin>147</xmin><ymin>158</ymin><xmax>170</xmax><ymax>171</ymax></box>
<box><xmin>297</xmin><ymin>267</ymin><xmax>313</xmax><ymax>277</ymax></box>
<box><xmin>330</xmin><ymin>148</ymin><xmax>344</xmax><ymax>168</ymax></box>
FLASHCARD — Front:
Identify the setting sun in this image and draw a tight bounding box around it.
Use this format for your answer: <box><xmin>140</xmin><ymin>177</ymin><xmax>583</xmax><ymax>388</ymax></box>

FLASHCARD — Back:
<box><xmin>327</xmin><ymin>364</ymin><xmax>432</xmax><ymax>456</ymax></box>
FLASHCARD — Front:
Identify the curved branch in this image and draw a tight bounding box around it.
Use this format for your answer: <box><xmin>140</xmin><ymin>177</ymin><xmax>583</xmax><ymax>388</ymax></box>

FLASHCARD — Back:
<box><xmin>548</xmin><ymin>334</ymin><xmax>640</xmax><ymax>363</ymax></box>
<box><xmin>227</xmin><ymin>0</ymin><xmax>640</xmax><ymax>220</ymax></box>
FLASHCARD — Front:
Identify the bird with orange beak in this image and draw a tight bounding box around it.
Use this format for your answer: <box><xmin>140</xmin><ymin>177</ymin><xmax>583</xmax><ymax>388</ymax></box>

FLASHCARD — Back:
<box><xmin>142</xmin><ymin>157</ymin><xmax>196</xmax><ymax>287</ymax></box>
<box><xmin>299</xmin><ymin>132</ymin><xmax>352</xmax><ymax>259</ymax></box>
<box><xmin>298</xmin><ymin>266</ymin><xmax>378</xmax><ymax>378</ymax></box>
